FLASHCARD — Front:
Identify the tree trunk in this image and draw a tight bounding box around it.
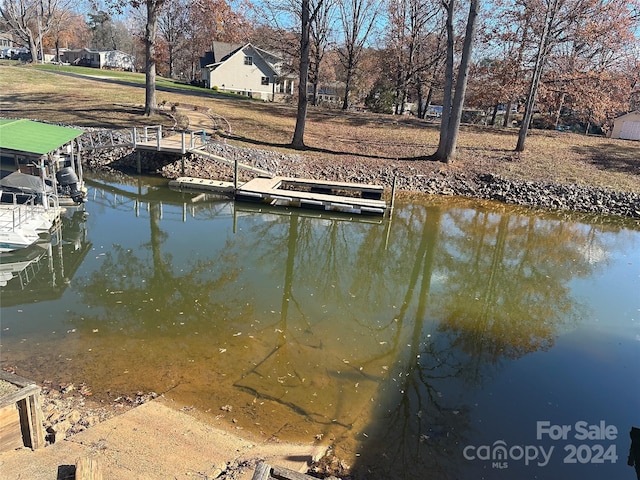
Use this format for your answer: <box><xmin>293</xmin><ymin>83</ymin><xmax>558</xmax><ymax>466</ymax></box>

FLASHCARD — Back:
<box><xmin>312</xmin><ymin>79</ymin><xmax>318</xmax><ymax>106</ymax></box>
<box><xmin>292</xmin><ymin>0</ymin><xmax>311</xmax><ymax>148</ymax></box>
<box><xmin>503</xmin><ymin>100</ymin><xmax>513</xmax><ymax>127</ymax></box>
<box><xmin>422</xmin><ymin>86</ymin><xmax>434</xmax><ymax>120</ymax></box>
<box><xmin>144</xmin><ymin>0</ymin><xmax>162</xmax><ymax>117</ymax></box>
<box><xmin>416</xmin><ymin>82</ymin><xmax>425</xmax><ymax>118</ymax></box>
<box><xmin>342</xmin><ymin>62</ymin><xmax>353</xmax><ymax>110</ymax></box>
<box><xmin>28</xmin><ymin>35</ymin><xmax>38</xmax><ymax>63</ymax></box>
<box><xmin>554</xmin><ymin>91</ymin><xmax>565</xmax><ymax>128</ymax></box>
<box><xmin>433</xmin><ymin>0</ymin><xmax>455</xmax><ymax>160</ymax></box>
<box><xmin>431</xmin><ymin>0</ymin><xmax>478</xmax><ymax>162</ymax></box>
<box><xmin>516</xmin><ymin>0</ymin><xmax>557</xmax><ymax>152</ymax></box>
<box><xmin>168</xmin><ymin>44</ymin><xmax>174</xmax><ymax>78</ymax></box>
<box><xmin>490</xmin><ymin>103</ymin><xmax>499</xmax><ymax>126</ymax></box>
<box><xmin>440</xmin><ymin>0</ymin><xmax>479</xmax><ymax>161</ymax></box>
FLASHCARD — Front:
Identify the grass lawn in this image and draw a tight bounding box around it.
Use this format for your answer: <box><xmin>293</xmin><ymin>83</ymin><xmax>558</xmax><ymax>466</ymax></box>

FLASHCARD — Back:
<box><xmin>2</xmin><ymin>63</ymin><xmax>639</xmax><ymax>194</ymax></box>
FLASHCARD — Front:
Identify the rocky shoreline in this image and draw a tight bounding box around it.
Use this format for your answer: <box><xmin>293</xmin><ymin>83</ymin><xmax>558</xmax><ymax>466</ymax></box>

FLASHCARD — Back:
<box><xmin>83</xmin><ymin>136</ymin><xmax>640</xmax><ymax>221</ymax></box>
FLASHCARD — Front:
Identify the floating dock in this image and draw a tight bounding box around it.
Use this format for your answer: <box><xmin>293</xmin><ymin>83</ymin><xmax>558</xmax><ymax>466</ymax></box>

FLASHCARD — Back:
<box><xmin>237</xmin><ymin>176</ymin><xmax>388</xmax><ymax>215</ymax></box>
<box><xmin>168</xmin><ymin>177</ymin><xmax>236</xmax><ymax>195</ymax></box>
<box><xmin>169</xmin><ymin>176</ymin><xmax>389</xmax><ymax>216</ymax></box>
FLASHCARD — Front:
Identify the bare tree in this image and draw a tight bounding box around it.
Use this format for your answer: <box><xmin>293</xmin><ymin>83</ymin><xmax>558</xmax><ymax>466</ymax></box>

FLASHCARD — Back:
<box><xmin>291</xmin><ymin>0</ymin><xmax>313</xmax><ymax>147</ymax></box>
<box><xmin>431</xmin><ymin>0</ymin><xmax>480</xmax><ymax>163</ymax></box>
<box><xmin>1</xmin><ymin>0</ymin><xmax>69</xmax><ymax>62</ymax></box>
<box><xmin>45</xmin><ymin>9</ymin><xmax>89</xmax><ymax>61</ymax></box>
<box><xmin>385</xmin><ymin>0</ymin><xmax>441</xmax><ymax>114</ymax></box>
<box><xmin>337</xmin><ymin>0</ymin><xmax>379</xmax><ymax>110</ymax></box>
<box><xmin>512</xmin><ymin>0</ymin><xmax>640</xmax><ymax>150</ymax></box>
<box><xmin>514</xmin><ymin>0</ymin><xmax>558</xmax><ymax>151</ymax></box>
<box><xmin>157</xmin><ymin>0</ymin><xmax>188</xmax><ymax>78</ymax></box>
<box><xmin>107</xmin><ymin>0</ymin><xmax>167</xmax><ymax>115</ymax></box>
<box><xmin>140</xmin><ymin>0</ymin><xmax>165</xmax><ymax>115</ymax></box>
<box><xmin>309</xmin><ymin>0</ymin><xmax>335</xmax><ymax>106</ymax></box>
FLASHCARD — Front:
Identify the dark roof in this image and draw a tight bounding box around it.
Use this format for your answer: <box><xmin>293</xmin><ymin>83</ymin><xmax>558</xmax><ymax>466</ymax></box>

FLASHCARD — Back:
<box><xmin>200</xmin><ymin>42</ymin><xmax>244</xmax><ymax>68</ymax></box>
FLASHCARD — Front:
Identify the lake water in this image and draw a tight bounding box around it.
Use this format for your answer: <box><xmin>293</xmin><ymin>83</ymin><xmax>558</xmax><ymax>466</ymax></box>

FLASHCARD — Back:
<box><xmin>1</xmin><ymin>174</ymin><xmax>639</xmax><ymax>479</ymax></box>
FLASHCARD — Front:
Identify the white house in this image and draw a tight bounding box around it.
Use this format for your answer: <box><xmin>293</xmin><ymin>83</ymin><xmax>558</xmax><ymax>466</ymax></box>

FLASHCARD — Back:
<box><xmin>200</xmin><ymin>42</ymin><xmax>295</xmax><ymax>101</ymax></box>
<box><xmin>610</xmin><ymin>111</ymin><xmax>640</xmax><ymax>141</ymax></box>
<box><xmin>60</xmin><ymin>48</ymin><xmax>135</xmax><ymax>71</ymax></box>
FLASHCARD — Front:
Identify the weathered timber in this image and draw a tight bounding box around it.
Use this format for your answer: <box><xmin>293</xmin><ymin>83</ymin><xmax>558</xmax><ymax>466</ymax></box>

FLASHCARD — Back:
<box><xmin>0</xmin><ymin>372</ymin><xmax>45</xmax><ymax>450</ymax></box>
<box><xmin>251</xmin><ymin>462</ymin><xmax>318</xmax><ymax>480</ymax></box>
<box><xmin>168</xmin><ymin>177</ymin><xmax>235</xmax><ymax>196</ymax></box>
<box><xmin>75</xmin><ymin>456</ymin><xmax>103</xmax><ymax>480</ymax></box>
<box><xmin>252</xmin><ymin>462</ymin><xmax>271</xmax><ymax>480</ymax></box>
<box><xmin>0</xmin><ymin>404</ymin><xmax>23</xmax><ymax>452</ymax></box>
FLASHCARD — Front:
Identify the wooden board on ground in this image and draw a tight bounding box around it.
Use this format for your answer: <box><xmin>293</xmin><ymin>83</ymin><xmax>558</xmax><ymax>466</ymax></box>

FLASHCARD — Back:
<box><xmin>75</xmin><ymin>456</ymin><xmax>103</xmax><ymax>480</ymax></box>
<box><xmin>251</xmin><ymin>461</ymin><xmax>318</xmax><ymax>480</ymax></box>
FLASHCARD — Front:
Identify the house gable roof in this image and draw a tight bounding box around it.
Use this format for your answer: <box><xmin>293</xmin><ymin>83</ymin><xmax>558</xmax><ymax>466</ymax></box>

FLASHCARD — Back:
<box><xmin>0</xmin><ymin>119</ymin><xmax>83</xmax><ymax>155</ymax></box>
<box><xmin>200</xmin><ymin>42</ymin><xmax>283</xmax><ymax>76</ymax></box>
<box><xmin>614</xmin><ymin>110</ymin><xmax>640</xmax><ymax>121</ymax></box>
<box><xmin>200</xmin><ymin>42</ymin><xmax>244</xmax><ymax>68</ymax></box>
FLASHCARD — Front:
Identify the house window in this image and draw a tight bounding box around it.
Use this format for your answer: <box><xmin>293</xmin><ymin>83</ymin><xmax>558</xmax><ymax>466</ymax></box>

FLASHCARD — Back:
<box><xmin>261</xmin><ymin>76</ymin><xmax>269</xmax><ymax>86</ymax></box>
<box><xmin>244</xmin><ymin>56</ymin><xmax>253</xmax><ymax>65</ymax></box>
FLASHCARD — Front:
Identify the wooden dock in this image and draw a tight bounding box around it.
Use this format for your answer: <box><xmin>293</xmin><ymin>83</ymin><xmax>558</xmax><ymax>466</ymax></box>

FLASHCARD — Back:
<box><xmin>236</xmin><ymin>176</ymin><xmax>388</xmax><ymax>215</ymax></box>
<box><xmin>167</xmin><ymin>175</ymin><xmax>389</xmax><ymax>216</ymax></box>
<box><xmin>168</xmin><ymin>177</ymin><xmax>236</xmax><ymax>195</ymax></box>
<box><xmin>131</xmin><ymin>125</ymin><xmax>389</xmax><ymax>216</ymax></box>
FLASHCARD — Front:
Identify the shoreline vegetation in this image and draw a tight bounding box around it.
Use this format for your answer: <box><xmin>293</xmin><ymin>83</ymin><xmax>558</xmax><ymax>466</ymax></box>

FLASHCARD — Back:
<box><xmin>1</xmin><ymin>64</ymin><xmax>639</xmax><ymax>220</ymax></box>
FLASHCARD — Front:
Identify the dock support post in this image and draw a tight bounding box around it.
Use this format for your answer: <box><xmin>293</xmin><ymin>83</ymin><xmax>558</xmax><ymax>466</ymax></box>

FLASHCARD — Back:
<box><xmin>181</xmin><ymin>156</ymin><xmax>185</xmax><ymax>175</ymax></box>
<box><xmin>234</xmin><ymin>159</ymin><xmax>239</xmax><ymax>190</ymax></box>
<box><xmin>181</xmin><ymin>132</ymin><xmax>186</xmax><ymax>154</ymax></box>
<box><xmin>132</xmin><ymin>127</ymin><xmax>137</xmax><ymax>148</ymax></box>
<box><xmin>389</xmin><ymin>175</ymin><xmax>397</xmax><ymax>217</ymax></box>
<box><xmin>156</xmin><ymin>125</ymin><xmax>161</xmax><ymax>151</ymax></box>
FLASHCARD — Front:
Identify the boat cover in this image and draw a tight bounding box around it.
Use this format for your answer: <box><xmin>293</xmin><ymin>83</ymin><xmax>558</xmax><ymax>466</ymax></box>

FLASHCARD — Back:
<box><xmin>0</xmin><ymin>172</ymin><xmax>50</xmax><ymax>194</ymax></box>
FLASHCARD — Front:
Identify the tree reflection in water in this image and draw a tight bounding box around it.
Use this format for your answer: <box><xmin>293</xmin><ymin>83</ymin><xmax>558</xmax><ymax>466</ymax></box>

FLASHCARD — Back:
<box><xmin>349</xmin><ymin>203</ymin><xmax>604</xmax><ymax>479</ymax></box>
<box><xmin>5</xmin><ymin>177</ymin><xmax>632</xmax><ymax>480</ymax></box>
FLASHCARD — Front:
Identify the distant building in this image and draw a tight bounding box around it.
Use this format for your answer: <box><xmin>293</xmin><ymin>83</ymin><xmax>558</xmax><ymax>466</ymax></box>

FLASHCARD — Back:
<box><xmin>610</xmin><ymin>111</ymin><xmax>640</xmax><ymax>141</ymax></box>
<box><xmin>309</xmin><ymin>82</ymin><xmax>343</xmax><ymax>105</ymax></box>
<box><xmin>60</xmin><ymin>48</ymin><xmax>135</xmax><ymax>71</ymax></box>
<box><xmin>0</xmin><ymin>32</ymin><xmax>15</xmax><ymax>49</ymax></box>
<box><xmin>200</xmin><ymin>42</ymin><xmax>295</xmax><ymax>102</ymax></box>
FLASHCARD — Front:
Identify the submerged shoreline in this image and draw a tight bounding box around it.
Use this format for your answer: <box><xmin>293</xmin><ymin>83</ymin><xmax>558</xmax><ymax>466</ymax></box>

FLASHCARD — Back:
<box><xmin>84</xmin><ymin>139</ymin><xmax>640</xmax><ymax>221</ymax></box>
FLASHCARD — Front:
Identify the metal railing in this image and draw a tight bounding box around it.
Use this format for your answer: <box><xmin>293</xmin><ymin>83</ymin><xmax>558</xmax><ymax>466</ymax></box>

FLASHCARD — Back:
<box><xmin>1</xmin><ymin>191</ymin><xmax>59</xmax><ymax>232</ymax></box>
